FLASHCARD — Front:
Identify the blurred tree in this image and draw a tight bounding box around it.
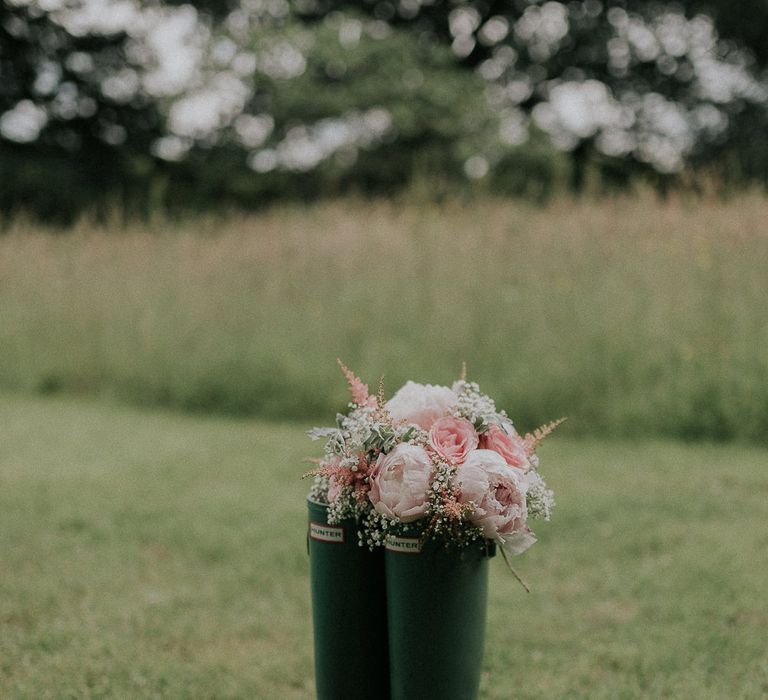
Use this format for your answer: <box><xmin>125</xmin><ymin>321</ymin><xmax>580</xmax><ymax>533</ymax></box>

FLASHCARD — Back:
<box><xmin>2</xmin><ymin>0</ymin><xmax>768</xmax><ymax>221</ymax></box>
<box><xmin>0</xmin><ymin>3</ymin><xmax>164</xmax><ymax>220</ymax></box>
<box><xmin>299</xmin><ymin>0</ymin><xmax>768</xmax><ymax>187</ymax></box>
<box><xmin>242</xmin><ymin>18</ymin><xmax>499</xmax><ymax>193</ymax></box>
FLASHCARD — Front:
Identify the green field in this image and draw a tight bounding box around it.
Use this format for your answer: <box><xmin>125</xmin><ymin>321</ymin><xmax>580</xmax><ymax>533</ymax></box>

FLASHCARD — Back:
<box><xmin>3</xmin><ymin>193</ymin><xmax>768</xmax><ymax>442</ymax></box>
<box><xmin>1</xmin><ymin>394</ymin><xmax>766</xmax><ymax>699</ymax></box>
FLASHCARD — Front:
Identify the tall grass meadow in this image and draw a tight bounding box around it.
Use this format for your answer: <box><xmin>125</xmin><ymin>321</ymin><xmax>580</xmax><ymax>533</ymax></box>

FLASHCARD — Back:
<box><xmin>2</xmin><ymin>193</ymin><xmax>768</xmax><ymax>441</ymax></box>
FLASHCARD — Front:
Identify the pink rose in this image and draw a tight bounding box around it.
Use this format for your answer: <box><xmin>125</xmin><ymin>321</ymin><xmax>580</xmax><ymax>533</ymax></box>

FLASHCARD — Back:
<box><xmin>368</xmin><ymin>444</ymin><xmax>432</xmax><ymax>522</ymax></box>
<box><xmin>456</xmin><ymin>449</ymin><xmax>535</xmax><ymax>554</ymax></box>
<box><xmin>480</xmin><ymin>424</ymin><xmax>531</xmax><ymax>471</ymax></box>
<box><xmin>428</xmin><ymin>416</ymin><xmax>479</xmax><ymax>464</ymax></box>
<box><xmin>385</xmin><ymin>381</ymin><xmax>457</xmax><ymax>430</ymax></box>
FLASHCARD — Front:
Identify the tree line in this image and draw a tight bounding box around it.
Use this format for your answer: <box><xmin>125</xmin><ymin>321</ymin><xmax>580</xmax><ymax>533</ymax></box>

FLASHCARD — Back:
<box><xmin>2</xmin><ymin>0</ymin><xmax>768</xmax><ymax>221</ymax></box>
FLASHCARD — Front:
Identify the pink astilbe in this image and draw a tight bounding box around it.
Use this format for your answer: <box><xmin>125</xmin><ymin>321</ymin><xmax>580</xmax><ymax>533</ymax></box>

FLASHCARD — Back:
<box><xmin>423</xmin><ymin>481</ymin><xmax>477</xmax><ymax>547</ymax></box>
<box><xmin>439</xmin><ymin>487</ymin><xmax>472</xmax><ymax>523</ymax></box>
<box><xmin>337</xmin><ymin>359</ymin><xmax>377</xmax><ymax>407</ymax></box>
<box><xmin>523</xmin><ymin>417</ymin><xmax>567</xmax><ymax>455</ymax></box>
<box><xmin>306</xmin><ymin>453</ymin><xmax>375</xmax><ymax>503</ymax></box>
<box><xmin>303</xmin><ymin>458</ymin><xmax>347</xmax><ymax>484</ymax></box>
<box><xmin>423</xmin><ymin>449</ymin><xmax>477</xmax><ymax>542</ymax></box>
<box><xmin>351</xmin><ymin>454</ymin><xmax>377</xmax><ymax>503</ymax></box>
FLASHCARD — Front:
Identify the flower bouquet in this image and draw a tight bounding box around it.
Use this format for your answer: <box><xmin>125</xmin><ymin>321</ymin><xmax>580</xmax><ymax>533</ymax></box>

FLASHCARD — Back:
<box><xmin>306</xmin><ymin>361</ymin><xmax>561</xmax><ymax>700</ymax></box>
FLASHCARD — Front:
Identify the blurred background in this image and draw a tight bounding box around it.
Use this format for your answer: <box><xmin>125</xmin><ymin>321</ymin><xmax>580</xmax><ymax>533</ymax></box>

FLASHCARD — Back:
<box><xmin>4</xmin><ymin>0</ymin><xmax>768</xmax><ymax>220</ymax></box>
<box><xmin>2</xmin><ymin>1</ymin><xmax>768</xmax><ymax>698</ymax></box>
<box><xmin>2</xmin><ymin>0</ymin><xmax>768</xmax><ymax>439</ymax></box>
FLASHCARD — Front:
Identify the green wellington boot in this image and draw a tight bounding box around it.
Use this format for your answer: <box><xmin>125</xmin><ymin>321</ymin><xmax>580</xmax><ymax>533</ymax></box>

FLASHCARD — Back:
<box><xmin>385</xmin><ymin>533</ymin><xmax>496</xmax><ymax>700</ymax></box>
<box><xmin>307</xmin><ymin>498</ymin><xmax>390</xmax><ymax>700</ymax></box>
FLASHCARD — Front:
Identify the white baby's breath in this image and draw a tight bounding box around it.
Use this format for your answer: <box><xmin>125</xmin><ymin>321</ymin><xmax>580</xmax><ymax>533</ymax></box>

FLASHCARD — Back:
<box><xmin>451</xmin><ymin>380</ymin><xmax>506</xmax><ymax>432</ymax></box>
<box><xmin>525</xmin><ymin>470</ymin><xmax>555</xmax><ymax>521</ymax></box>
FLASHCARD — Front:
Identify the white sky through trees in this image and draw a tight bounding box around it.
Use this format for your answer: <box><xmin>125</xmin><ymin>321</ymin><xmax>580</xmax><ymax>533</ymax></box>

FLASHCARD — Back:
<box><xmin>3</xmin><ymin>0</ymin><xmax>767</xmax><ymax>175</ymax></box>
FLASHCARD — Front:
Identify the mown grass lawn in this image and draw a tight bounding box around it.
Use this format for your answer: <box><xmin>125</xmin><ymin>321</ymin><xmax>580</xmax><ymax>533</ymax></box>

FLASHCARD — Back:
<box><xmin>1</xmin><ymin>394</ymin><xmax>766</xmax><ymax>699</ymax></box>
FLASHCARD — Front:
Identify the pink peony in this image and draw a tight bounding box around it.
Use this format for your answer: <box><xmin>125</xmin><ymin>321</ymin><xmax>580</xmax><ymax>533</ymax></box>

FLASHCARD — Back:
<box><xmin>428</xmin><ymin>416</ymin><xmax>479</xmax><ymax>464</ymax></box>
<box><xmin>385</xmin><ymin>381</ymin><xmax>457</xmax><ymax>430</ymax></box>
<box><xmin>368</xmin><ymin>443</ymin><xmax>432</xmax><ymax>522</ymax></box>
<box><xmin>480</xmin><ymin>423</ymin><xmax>531</xmax><ymax>471</ymax></box>
<box><xmin>456</xmin><ymin>449</ymin><xmax>535</xmax><ymax>553</ymax></box>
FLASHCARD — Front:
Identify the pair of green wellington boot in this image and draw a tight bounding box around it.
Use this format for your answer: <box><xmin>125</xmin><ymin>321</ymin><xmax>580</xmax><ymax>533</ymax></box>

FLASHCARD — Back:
<box><xmin>308</xmin><ymin>499</ymin><xmax>494</xmax><ymax>700</ymax></box>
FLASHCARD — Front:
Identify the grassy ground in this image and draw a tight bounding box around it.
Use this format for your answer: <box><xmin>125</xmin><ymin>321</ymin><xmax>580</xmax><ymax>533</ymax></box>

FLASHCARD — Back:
<box><xmin>1</xmin><ymin>395</ymin><xmax>766</xmax><ymax>699</ymax></box>
<box><xmin>2</xmin><ymin>193</ymin><xmax>768</xmax><ymax>441</ymax></box>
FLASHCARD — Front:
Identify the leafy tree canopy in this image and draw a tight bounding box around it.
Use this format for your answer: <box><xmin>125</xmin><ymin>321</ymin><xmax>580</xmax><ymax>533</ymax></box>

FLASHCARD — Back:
<box><xmin>2</xmin><ymin>0</ymin><xmax>767</xmax><ymax>220</ymax></box>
